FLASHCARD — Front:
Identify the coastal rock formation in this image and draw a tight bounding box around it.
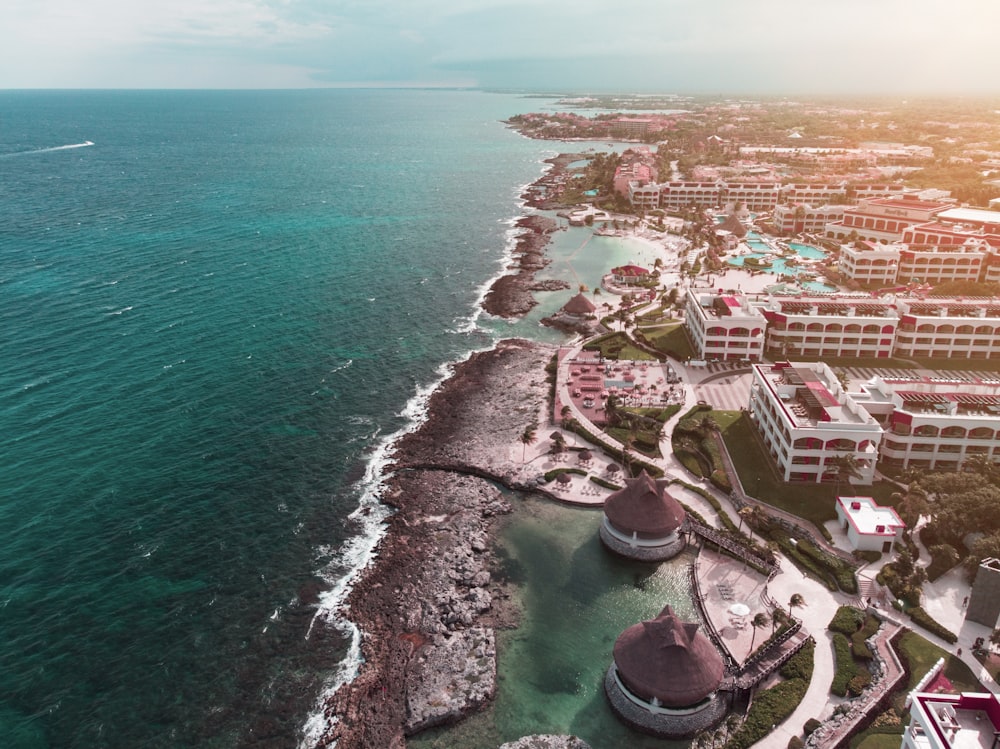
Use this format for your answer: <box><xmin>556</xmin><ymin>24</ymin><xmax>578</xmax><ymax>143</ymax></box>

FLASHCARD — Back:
<box><xmin>319</xmin><ymin>340</ymin><xmax>554</xmax><ymax>748</ymax></box>
<box><xmin>483</xmin><ymin>215</ymin><xmax>558</xmax><ymax>318</ymax></box>
<box><xmin>499</xmin><ymin>736</ymin><xmax>593</xmax><ymax>749</ymax></box>
<box><xmin>404</xmin><ymin>626</ymin><xmax>495</xmax><ymax>733</ymax></box>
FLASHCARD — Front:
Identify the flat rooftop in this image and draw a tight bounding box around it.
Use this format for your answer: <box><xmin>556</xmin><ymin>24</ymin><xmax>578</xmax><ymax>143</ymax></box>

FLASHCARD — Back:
<box><xmin>913</xmin><ymin>692</ymin><xmax>1000</xmax><ymax>748</ymax></box>
<box><xmin>837</xmin><ymin>496</ymin><xmax>904</xmax><ymax>536</ymax></box>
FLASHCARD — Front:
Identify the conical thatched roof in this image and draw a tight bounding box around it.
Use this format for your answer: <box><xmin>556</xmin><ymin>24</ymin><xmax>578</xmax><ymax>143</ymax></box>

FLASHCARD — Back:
<box><xmin>717</xmin><ymin>212</ymin><xmax>748</xmax><ymax>238</ymax></box>
<box><xmin>613</xmin><ymin>605</ymin><xmax>724</xmax><ymax>706</ymax></box>
<box><xmin>561</xmin><ymin>292</ymin><xmax>597</xmax><ymax>315</ymax></box>
<box><xmin>603</xmin><ymin>471</ymin><xmax>685</xmax><ymax>537</ymax></box>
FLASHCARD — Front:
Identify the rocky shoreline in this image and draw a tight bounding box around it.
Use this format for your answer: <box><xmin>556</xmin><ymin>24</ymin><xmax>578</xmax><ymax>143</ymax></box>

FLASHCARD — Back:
<box><xmin>317</xmin><ymin>340</ymin><xmax>556</xmax><ymax>748</ymax></box>
<box><xmin>481</xmin><ymin>151</ymin><xmax>586</xmax><ymax>319</ymax></box>
<box><xmin>481</xmin><ymin>215</ymin><xmax>564</xmax><ymax>318</ymax></box>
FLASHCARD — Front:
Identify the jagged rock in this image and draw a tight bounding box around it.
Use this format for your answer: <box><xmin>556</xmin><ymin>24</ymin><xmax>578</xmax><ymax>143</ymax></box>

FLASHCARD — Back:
<box><xmin>499</xmin><ymin>736</ymin><xmax>593</xmax><ymax>749</ymax></box>
<box><xmin>404</xmin><ymin>627</ymin><xmax>496</xmax><ymax>734</ymax></box>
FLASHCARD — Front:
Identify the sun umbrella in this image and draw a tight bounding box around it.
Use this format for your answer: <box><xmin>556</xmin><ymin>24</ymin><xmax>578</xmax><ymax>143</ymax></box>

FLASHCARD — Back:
<box><xmin>728</xmin><ymin>602</ymin><xmax>750</xmax><ymax>617</ymax></box>
<box><xmin>578</xmin><ymin>450</ymin><xmax>593</xmax><ymax>462</ymax></box>
<box><xmin>557</xmin><ymin>472</ymin><xmax>572</xmax><ymax>484</ymax></box>
<box><xmin>607</xmin><ymin>463</ymin><xmax>621</xmax><ymax>474</ymax></box>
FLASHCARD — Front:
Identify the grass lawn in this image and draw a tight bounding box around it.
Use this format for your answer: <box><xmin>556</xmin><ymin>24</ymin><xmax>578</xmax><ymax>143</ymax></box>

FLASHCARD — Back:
<box><xmin>638</xmin><ymin>322</ymin><xmax>695</xmax><ymax>361</ymax></box>
<box><xmin>582</xmin><ymin>332</ymin><xmax>656</xmax><ymax>361</ymax></box>
<box><xmin>719</xmin><ymin>413</ymin><xmax>900</xmax><ymax>529</ymax></box>
<box><xmin>854</xmin><ymin>734</ymin><xmax>904</xmax><ymax>749</ymax></box>
<box><xmin>974</xmin><ymin>651</ymin><xmax>1000</xmax><ymax>683</ymax></box>
<box><xmin>892</xmin><ymin>631</ymin><xmax>983</xmax><ymax>714</ymax></box>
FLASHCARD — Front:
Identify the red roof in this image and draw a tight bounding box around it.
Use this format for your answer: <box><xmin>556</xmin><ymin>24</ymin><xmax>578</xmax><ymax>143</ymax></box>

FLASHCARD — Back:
<box><xmin>612</xmin><ymin>265</ymin><xmax>650</xmax><ymax>277</ymax></box>
<box><xmin>604</xmin><ymin>471</ymin><xmax>685</xmax><ymax>538</ymax></box>
<box><xmin>614</xmin><ymin>605</ymin><xmax>725</xmax><ymax>706</ymax></box>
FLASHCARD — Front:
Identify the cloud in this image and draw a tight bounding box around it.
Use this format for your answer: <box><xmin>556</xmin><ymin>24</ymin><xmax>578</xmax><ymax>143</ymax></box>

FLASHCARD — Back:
<box><xmin>1</xmin><ymin>0</ymin><xmax>999</xmax><ymax>91</ymax></box>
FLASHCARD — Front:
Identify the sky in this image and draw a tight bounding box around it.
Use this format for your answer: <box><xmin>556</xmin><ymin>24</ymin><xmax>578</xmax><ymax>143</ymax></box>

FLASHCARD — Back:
<box><xmin>2</xmin><ymin>0</ymin><xmax>999</xmax><ymax>93</ymax></box>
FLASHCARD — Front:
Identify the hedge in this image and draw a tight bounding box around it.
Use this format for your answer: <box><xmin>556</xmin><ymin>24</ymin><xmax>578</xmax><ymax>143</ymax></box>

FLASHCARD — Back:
<box><xmin>543</xmin><ymin>467</ymin><xmax>588</xmax><ymax>482</ymax></box>
<box><xmin>831</xmin><ymin>633</ymin><xmax>858</xmax><ymax>697</ymax></box>
<box><xmin>908</xmin><ymin>607</ymin><xmax>958</xmax><ymax>644</ymax></box>
<box><xmin>724</xmin><ymin>642</ymin><xmax>813</xmax><ymax>749</ymax></box>
<box><xmin>589</xmin><ymin>475</ymin><xmax>622</xmax><ymax>491</ymax></box>
<box><xmin>829</xmin><ymin>606</ymin><xmax>866</xmax><ymax>636</ymax></box>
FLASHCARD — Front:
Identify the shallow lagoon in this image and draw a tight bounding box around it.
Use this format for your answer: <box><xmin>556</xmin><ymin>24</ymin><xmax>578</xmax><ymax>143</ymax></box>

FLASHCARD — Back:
<box><xmin>411</xmin><ymin>494</ymin><xmax>692</xmax><ymax>749</ymax></box>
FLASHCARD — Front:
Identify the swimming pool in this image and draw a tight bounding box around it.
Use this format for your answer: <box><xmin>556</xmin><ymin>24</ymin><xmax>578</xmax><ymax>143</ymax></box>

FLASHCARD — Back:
<box><xmin>787</xmin><ymin>242</ymin><xmax>826</xmax><ymax>260</ymax></box>
<box><xmin>800</xmin><ymin>280</ymin><xmax>838</xmax><ymax>293</ymax></box>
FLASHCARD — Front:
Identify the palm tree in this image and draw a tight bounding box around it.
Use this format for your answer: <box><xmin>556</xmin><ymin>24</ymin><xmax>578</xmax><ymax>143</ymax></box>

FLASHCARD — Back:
<box><xmin>738</xmin><ymin>506</ymin><xmax>754</xmax><ymax>538</ymax></box>
<box><xmin>519</xmin><ymin>423</ymin><xmax>538</xmax><ymax>463</ymax></box>
<box><xmin>788</xmin><ymin>593</ymin><xmax>805</xmax><ymax>619</ymax></box>
<box><xmin>770</xmin><ymin>607</ymin><xmax>789</xmax><ymax>634</ymax></box>
<box><xmin>825</xmin><ymin>453</ymin><xmax>862</xmax><ymax>494</ymax></box>
<box><xmin>749</xmin><ymin>612</ymin><xmax>770</xmax><ymax>651</ymax></box>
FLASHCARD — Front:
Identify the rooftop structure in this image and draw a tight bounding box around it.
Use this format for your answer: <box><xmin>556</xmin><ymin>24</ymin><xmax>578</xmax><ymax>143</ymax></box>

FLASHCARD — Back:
<box><xmin>748</xmin><ymin>362</ymin><xmax>882</xmax><ymax>484</ymax></box>
<box><xmin>684</xmin><ymin>289</ymin><xmax>766</xmax><ymax>363</ymax></box>
<box><xmin>852</xmin><ymin>372</ymin><xmax>1000</xmax><ymax>472</ymax></box>
<box><xmin>560</xmin><ymin>292</ymin><xmax>597</xmax><ymax>316</ymax></box>
<box><xmin>605</xmin><ymin>605</ymin><xmax>728</xmax><ymax>738</ymax></box>
<box><xmin>599</xmin><ymin>471</ymin><xmax>686</xmax><ymax>561</ymax></box>
<box><xmin>835</xmin><ymin>496</ymin><xmax>905</xmax><ymax>554</ymax></box>
<box><xmin>903</xmin><ymin>691</ymin><xmax>1000</xmax><ymax>749</ymax></box>
<box><xmin>826</xmin><ymin>197</ymin><xmax>952</xmax><ymax>244</ymax></box>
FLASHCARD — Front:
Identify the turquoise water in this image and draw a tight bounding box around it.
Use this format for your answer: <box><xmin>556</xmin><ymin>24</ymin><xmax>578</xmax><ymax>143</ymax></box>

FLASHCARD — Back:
<box><xmin>727</xmin><ymin>241</ymin><xmax>828</xmax><ymax>280</ymax></box>
<box><xmin>0</xmin><ymin>89</ymin><xmax>555</xmax><ymax>748</ymax></box>
<box><xmin>801</xmin><ymin>280</ymin><xmax>838</xmax><ymax>293</ymax></box>
<box><xmin>410</xmin><ymin>496</ymin><xmax>692</xmax><ymax>749</ymax></box>
<box><xmin>787</xmin><ymin>242</ymin><xmax>825</xmax><ymax>260</ymax></box>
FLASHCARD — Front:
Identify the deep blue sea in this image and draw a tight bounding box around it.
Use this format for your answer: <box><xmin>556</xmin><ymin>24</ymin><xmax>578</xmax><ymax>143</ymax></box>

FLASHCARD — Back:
<box><xmin>0</xmin><ymin>89</ymin><xmax>560</xmax><ymax>748</ymax></box>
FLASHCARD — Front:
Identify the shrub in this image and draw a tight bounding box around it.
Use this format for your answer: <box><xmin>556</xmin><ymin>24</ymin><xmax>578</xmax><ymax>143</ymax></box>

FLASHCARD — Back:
<box><xmin>831</xmin><ymin>633</ymin><xmax>857</xmax><ymax>697</ymax></box>
<box><xmin>589</xmin><ymin>476</ymin><xmax>622</xmax><ymax>491</ymax></box>
<box><xmin>543</xmin><ymin>467</ymin><xmax>587</xmax><ymax>482</ymax></box>
<box><xmin>724</xmin><ymin>677</ymin><xmax>809</xmax><ymax>749</ymax></box>
<box><xmin>908</xmin><ymin>606</ymin><xmax>958</xmax><ymax>644</ymax></box>
<box><xmin>847</xmin><ymin>671</ymin><xmax>873</xmax><ymax>697</ymax></box>
<box><xmin>780</xmin><ymin>640</ymin><xmax>815</xmax><ymax>682</ymax></box>
<box><xmin>829</xmin><ymin>606</ymin><xmax>865</xmax><ymax>635</ymax></box>
<box><xmin>803</xmin><ymin>718</ymin><xmax>822</xmax><ymax>736</ymax></box>
<box><xmin>787</xmin><ymin>738</ymin><xmax>804</xmax><ymax>749</ymax></box>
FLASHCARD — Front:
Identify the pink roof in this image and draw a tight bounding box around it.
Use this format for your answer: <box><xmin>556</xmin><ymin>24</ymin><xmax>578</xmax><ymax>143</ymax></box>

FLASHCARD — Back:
<box><xmin>612</xmin><ymin>265</ymin><xmax>650</xmax><ymax>276</ymax></box>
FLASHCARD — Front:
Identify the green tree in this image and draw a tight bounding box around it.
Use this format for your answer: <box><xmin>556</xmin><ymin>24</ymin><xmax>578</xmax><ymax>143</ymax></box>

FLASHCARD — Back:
<box><xmin>519</xmin><ymin>423</ymin><xmax>538</xmax><ymax>463</ymax></box>
<box><xmin>788</xmin><ymin>593</ymin><xmax>805</xmax><ymax>619</ymax></box>
<box><xmin>749</xmin><ymin>612</ymin><xmax>771</xmax><ymax>651</ymax></box>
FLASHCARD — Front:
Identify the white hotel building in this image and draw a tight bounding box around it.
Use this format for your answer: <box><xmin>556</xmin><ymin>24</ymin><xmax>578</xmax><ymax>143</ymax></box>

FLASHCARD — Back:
<box><xmin>748</xmin><ymin>362</ymin><xmax>882</xmax><ymax>484</ymax></box>
<box><xmin>851</xmin><ymin>373</ymin><xmax>1000</xmax><ymax>473</ymax></box>
<box><xmin>684</xmin><ymin>289</ymin><xmax>766</xmax><ymax>362</ymax></box>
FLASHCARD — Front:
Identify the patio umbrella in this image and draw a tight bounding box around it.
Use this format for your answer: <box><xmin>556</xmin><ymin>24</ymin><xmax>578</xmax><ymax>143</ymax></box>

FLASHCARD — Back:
<box><xmin>607</xmin><ymin>463</ymin><xmax>621</xmax><ymax>474</ymax></box>
<box><xmin>728</xmin><ymin>602</ymin><xmax>750</xmax><ymax>617</ymax></box>
<box><xmin>578</xmin><ymin>450</ymin><xmax>593</xmax><ymax>463</ymax></box>
<box><xmin>557</xmin><ymin>472</ymin><xmax>572</xmax><ymax>484</ymax></box>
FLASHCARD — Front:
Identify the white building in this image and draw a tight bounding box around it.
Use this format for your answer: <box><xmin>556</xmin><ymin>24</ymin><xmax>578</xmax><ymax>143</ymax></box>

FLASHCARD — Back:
<box><xmin>893</xmin><ymin>298</ymin><xmax>1000</xmax><ymax>362</ymax></box>
<box><xmin>902</xmin><ymin>691</ymin><xmax>1000</xmax><ymax>749</ymax></box>
<box><xmin>684</xmin><ymin>289</ymin><xmax>766</xmax><ymax>362</ymax></box>
<box><xmin>834</xmin><ymin>496</ymin><xmax>904</xmax><ymax>554</ymax></box>
<box><xmin>748</xmin><ymin>362</ymin><xmax>883</xmax><ymax>484</ymax></box>
<box><xmin>852</xmin><ymin>373</ymin><xmax>1000</xmax><ymax>473</ymax></box>
<box><xmin>758</xmin><ymin>296</ymin><xmax>899</xmax><ymax>361</ymax></box>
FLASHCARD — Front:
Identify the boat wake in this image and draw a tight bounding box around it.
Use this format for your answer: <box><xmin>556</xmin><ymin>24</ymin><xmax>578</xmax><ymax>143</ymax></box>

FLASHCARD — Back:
<box><xmin>2</xmin><ymin>141</ymin><xmax>94</xmax><ymax>158</ymax></box>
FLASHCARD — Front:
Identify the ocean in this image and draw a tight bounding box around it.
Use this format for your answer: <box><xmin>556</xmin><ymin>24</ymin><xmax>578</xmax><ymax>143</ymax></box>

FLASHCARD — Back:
<box><xmin>0</xmin><ymin>89</ymin><xmax>690</xmax><ymax>749</ymax></box>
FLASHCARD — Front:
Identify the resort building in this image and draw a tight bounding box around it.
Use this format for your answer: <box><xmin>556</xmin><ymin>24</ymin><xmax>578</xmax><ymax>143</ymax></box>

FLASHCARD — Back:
<box><xmin>659</xmin><ymin>181</ymin><xmax>724</xmax><ymax>211</ymax></box>
<box><xmin>892</xmin><ymin>298</ymin><xmax>1000</xmax><ymax>361</ymax></box>
<box><xmin>837</xmin><ymin>242</ymin><xmax>903</xmax><ymax>288</ymax></box>
<box><xmin>757</xmin><ymin>296</ymin><xmax>899</xmax><ymax>360</ymax></box>
<box><xmin>610</xmin><ymin>265</ymin><xmax>653</xmax><ymax>286</ymax></box>
<box><xmin>825</xmin><ymin>197</ymin><xmax>952</xmax><ymax>243</ymax></box>
<box><xmin>748</xmin><ymin>362</ymin><xmax>883</xmax><ymax>484</ymax></box>
<box><xmin>599</xmin><ymin>471</ymin><xmax>687</xmax><ymax>561</ymax></box>
<box><xmin>604</xmin><ymin>605</ymin><xmax>728</xmax><ymax>738</ymax></box>
<box><xmin>851</xmin><ymin>373</ymin><xmax>1000</xmax><ymax>472</ymax></box>
<box><xmin>834</xmin><ymin>496</ymin><xmax>905</xmax><ymax>554</ymax></box>
<box><xmin>902</xmin><ymin>691</ymin><xmax>1000</xmax><ymax>749</ymax></box>
<box><xmin>684</xmin><ymin>289</ymin><xmax>766</xmax><ymax>362</ymax></box>
<box><xmin>559</xmin><ymin>292</ymin><xmax>597</xmax><ymax>317</ymax></box>
<box><xmin>772</xmin><ymin>203</ymin><xmax>845</xmax><ymax>235</ymax></box>
<box><xmin>837</xmin><ymin>241</ymin><xmax>993</xmax><ymax>287</ymax></box>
